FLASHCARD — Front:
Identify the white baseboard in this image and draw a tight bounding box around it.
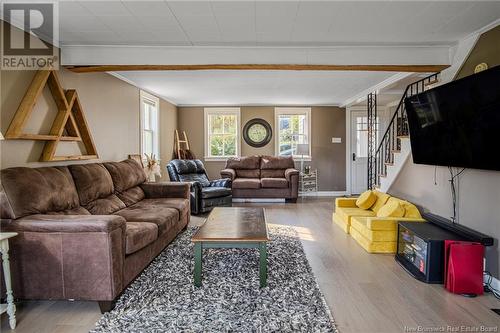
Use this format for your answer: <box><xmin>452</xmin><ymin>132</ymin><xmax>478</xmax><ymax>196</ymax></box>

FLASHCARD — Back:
<box><xmin>232</xmin><ymin>198</ymin><xmax>285</xmax><ymax>203</ymax></box>
<box><xmin>232</xmin><ymin>191</ymin><xmax>347</xmax><ymax>202</ymax></box>
<box><xmin>300</xmin><ymin>191</ymin><xmax>347</xmax><ymax>197</ymax></box>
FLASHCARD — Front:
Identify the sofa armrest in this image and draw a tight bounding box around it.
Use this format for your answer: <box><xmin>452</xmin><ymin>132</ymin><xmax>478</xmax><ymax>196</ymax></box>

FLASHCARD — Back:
<box><xmin>220</xmin><ymin>168</ymin><xmax>235</xmax><ymax>181</ymax></box>
<box><xmin>1</xmin><ymin>214</ymin><xmax>126</xmax><ymax>301</ymax></box>
<box><xmin>335</xmin><ymin>197</ymin><xmax>358</xmax><ymax>208</ymax></box>
<box><xmin>0</xmin><ymin>214</ymin><xmax>126</xmax><ymax>233</ymax></box>
<box><xmin>209</xmin><ymin>178</ymin><xmax>232</xmax><ymax>188</ymax></box>
<box><xmin>140</xmin><ymin>181</ymin><xmax>190</xmax><ymax>200</ymax></box>
<box><xmin>285</xmin><ymin>168</ymin><xmax>299</xmax><ymax>181</ymax></box>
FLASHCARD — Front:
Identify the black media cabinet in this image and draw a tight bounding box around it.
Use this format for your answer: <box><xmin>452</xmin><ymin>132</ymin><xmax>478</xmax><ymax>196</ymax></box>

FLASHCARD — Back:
<box><xmin>396</xmin><ymin>222</ymin><xmax>465</xmax><ymax>283</ymax></box>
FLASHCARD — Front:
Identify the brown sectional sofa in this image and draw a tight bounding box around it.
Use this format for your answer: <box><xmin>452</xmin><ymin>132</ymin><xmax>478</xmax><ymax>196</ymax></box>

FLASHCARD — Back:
<box><xmin>221</xmin><ymin>155</ymin><xmax>299</xmax><ymax>202</ymax></box>
<box><xmin>0</xmin><ymin>159</ymin><xmax>190</xmax><ymax>311</ymax></box>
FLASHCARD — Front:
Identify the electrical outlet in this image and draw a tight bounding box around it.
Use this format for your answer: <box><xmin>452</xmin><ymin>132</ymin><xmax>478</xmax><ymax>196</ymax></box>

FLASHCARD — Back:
<box><xmin>332</xmin><ymin>137</ymin><xmax>342</xmax><ymax>143</ymax></box>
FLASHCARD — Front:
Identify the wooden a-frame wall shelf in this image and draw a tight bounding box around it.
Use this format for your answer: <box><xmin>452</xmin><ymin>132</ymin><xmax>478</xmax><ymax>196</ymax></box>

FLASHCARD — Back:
<box><xmin>4</xmin><ymin>70</ymin><xmax>98</xmax><ymax>162</ymax></box>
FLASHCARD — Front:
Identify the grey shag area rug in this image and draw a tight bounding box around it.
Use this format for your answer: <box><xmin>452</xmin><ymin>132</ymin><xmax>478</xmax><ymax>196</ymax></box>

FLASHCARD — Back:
<box><xmin>92</xmin><ymin>225</ymin><xmax>338</xmax><ymax>333</ymax></box>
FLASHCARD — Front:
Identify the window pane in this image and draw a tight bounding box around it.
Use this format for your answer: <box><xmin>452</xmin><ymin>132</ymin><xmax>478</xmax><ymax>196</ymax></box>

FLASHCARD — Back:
<box><xmin>357</xmin><ymin>130</ymin><xmax>368</xmax><ymax>157</ymax></box>
<box><xmin>143</xmin><ymin>130</ymin><xmax>153</xmax><ymax>156</ymax></box>
<box><xmin>223</xmin><ymin>115</ymin><xmax>236</xmax><ymax>134</ymax></box>
<box><xmin>210</xmin><ymin>135</ymin><xmax>224</xmax><ymax>156</ymax></box>
<box><xmin>279</xmin><ymin>116</ymin><xmax>290</xmax><ymax>130</ymax></box>
<box><xmin>223</xmin><ymin>135</ymin><xmax>236</xmax><ymax>156</ymax></box>
<box><xmin>210</xmin><ymin>115</ymin><xmax>223</xmax><ymax>134</ymax></box>
<box><xmin>278</xmin><ymin>112</ymin><xmax>309</xmax><ymax>156</ymax></box>
<box><xmin>144</xmin><ymin>105</ymin><xmax>151</xmax><ymax>130</ymax></box>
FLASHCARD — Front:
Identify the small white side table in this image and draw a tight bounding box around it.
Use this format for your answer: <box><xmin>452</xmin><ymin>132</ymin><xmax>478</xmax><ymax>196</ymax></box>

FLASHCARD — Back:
<box><xmin>0</xmin><ymin>232</ymin><xmax>17</xmax><ymax>329</ymax></box>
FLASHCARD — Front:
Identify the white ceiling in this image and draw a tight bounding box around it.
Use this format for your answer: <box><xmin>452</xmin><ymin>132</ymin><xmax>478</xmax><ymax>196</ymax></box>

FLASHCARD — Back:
<box><xmin>115</xmin><ymin>70</ymin><xmax>397</xmax><ymax>106</ymax></box>
<box><xmin>58</xmin><ymin>1</ymin><xmax>500</xmax><ymax>46</ymax></box>
<box><xmin>21</xmin><ymin>1</ymin><xmax>497</xmax><ymax>106</ymax></box>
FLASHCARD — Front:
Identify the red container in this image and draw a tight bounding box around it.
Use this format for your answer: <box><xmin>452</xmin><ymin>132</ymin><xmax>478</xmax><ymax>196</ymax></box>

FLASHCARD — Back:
<box><xmin>444</xmin><ymin>240</ymin><xmax>484</xmax><ymax>295</ymax></box>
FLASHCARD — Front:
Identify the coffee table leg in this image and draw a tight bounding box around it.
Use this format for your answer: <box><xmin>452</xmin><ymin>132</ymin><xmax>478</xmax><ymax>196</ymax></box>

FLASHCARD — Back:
<box><xmin>194</xmin><ymin>242</ymin><xmax>202</xmax><ymax>287</ymax></box>
<box><xmin>259</xmin><ymin>242</ymin><xmax>267</xmax><ymax>287</ymax></box>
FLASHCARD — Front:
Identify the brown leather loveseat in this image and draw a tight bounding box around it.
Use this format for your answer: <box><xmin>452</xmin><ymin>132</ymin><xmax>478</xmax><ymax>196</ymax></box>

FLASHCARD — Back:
<box><xmin>0</xmin><ymin>159</ymin><xmax>190</xmax><ymax>311</ymax></box>
<box><xmin>221</xmin><ymin>155</ymin><xmax>299</xmax><ymax>202</ymax></box>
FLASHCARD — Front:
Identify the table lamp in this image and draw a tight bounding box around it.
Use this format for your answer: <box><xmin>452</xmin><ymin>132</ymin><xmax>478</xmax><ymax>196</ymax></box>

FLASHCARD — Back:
<box><xmin>296</xmin><ymin>143</ymin><xmax>309</xmax><ymax>174</ymax></box>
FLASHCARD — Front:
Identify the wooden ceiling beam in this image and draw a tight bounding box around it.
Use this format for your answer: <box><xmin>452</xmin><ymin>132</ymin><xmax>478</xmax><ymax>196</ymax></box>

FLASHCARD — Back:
<box><xmin>64</xmin><ymin>64</ymin><xmax>449</xmax><ymax>73</ymax></box>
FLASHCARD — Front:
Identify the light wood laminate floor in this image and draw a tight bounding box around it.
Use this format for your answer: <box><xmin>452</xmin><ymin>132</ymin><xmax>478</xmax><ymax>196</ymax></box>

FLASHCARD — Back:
<box><xmin>1</xmin><ymin>198</ymin><xmax>499</xmax><ymax>332</ymax></box>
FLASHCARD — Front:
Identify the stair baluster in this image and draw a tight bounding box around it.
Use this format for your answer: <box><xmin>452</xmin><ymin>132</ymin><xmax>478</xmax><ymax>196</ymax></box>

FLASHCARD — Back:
<box><xmin>369</xmin><ymin>73</ymin><xmax>439</xmax><ymax>190</ymax></box>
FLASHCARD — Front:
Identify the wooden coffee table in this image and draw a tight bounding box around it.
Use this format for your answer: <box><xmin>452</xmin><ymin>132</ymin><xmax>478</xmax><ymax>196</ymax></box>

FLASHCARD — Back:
<box><xmin>192</xmin><ymin>207</ymin><xmax>269</xmax><ymax>287</ymax></box>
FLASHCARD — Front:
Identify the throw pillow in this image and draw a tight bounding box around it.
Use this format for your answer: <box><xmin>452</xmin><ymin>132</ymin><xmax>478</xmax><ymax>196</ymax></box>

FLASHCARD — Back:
<box><xmin>377</xmin><ymin>200</ymin><xmax>405</xmax><ymax>218</ymax></box>
<box><xmin>356</xmin><ymin>190</ymin><xmax>377</xmax><ymax>210</ymax></box>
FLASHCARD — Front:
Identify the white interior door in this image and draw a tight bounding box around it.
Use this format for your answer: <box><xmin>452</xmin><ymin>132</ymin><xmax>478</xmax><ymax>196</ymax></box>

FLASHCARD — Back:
<box><xmin>350</xmin><ymin>111</ymin><xmax>369</xmax><ymax>194</ymax></box>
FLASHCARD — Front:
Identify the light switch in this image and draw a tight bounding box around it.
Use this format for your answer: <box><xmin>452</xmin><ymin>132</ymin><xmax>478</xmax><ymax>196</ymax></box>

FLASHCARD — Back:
<box><xmin>332</xmin><ymin>137</ymin><xmax>342</xmax><ymax>143</ymax></box>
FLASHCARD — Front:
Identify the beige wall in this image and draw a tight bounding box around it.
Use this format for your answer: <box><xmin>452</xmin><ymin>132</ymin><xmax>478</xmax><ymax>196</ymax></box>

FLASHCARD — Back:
<box><xmin>159</xmin><ymin>99</ymin><xmax>178</xmax><ymax>181</ymax></box>
<box><xmin>455</xmin><ymin>25</ymin><xmax>500</xmax><ymax>80</ymax></box>
<box><xmin>0</xmin><ymin>23</ymin><xmax>177</xmax><ymax>179</ymax></box>
<box><xmin>0</xmin><ymin>68</ymin><xmax>177</xmax><ymax>180</ymax></box>
<box><xmin>178</xmin><ymin>106</ymin><xmax>346</xmax><ymax>191</ymax></box>
<box><xmin>389</xmin><ymin>26</ymin><xmax>500</xmax><ymax>275</ymax></box>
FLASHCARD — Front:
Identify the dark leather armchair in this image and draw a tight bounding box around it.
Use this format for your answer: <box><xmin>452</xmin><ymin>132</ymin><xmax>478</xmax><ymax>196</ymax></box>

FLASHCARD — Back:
<box><xmin>167</xmin><ymin>159</ymin><xmax>232</xmax><ymax>214</ymax></box>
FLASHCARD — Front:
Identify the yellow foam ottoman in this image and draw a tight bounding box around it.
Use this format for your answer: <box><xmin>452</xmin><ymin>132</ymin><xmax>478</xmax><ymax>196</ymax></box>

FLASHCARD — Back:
<box><xmin>333</xmin><ymin>207</ymin><xmax>376</xmax><ymax>234</ymax></box>
<box><xmin>350</xmin><ymin>227</ymin><xmax>397</xmax><ymax>253</ymax></box>
<box><xmin>351</xmin><ymin>217</ymin><xmax>398</xmax><ymax>242</ymax></box>
<box><xmin>333</xmin><ymin>212</ymin><xmax>350</xmax><ymax>233</ymax></box>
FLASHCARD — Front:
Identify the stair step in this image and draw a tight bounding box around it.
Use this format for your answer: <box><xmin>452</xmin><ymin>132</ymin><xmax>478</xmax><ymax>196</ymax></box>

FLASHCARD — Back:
<box><xmin>397</xmin><ymin>135</ymin><xmax>409</xmax><ymax>139</ymax></box>
<box><xmin>378</xmin><ymin>174</ymin><xmax>387</xmax><ymax>178</ymax></box>
<box><xmin>384</xmin><ymin>162</ymin><xmax>394</xmax><ymax>166</ymax></box>
<box><xmin>391</xmin><ymin>149</ymin><xmax>401</xmax><ymax>153</ymax></box>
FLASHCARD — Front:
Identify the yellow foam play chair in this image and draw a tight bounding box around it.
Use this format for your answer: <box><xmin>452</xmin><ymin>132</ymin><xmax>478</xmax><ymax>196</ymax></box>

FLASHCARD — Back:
<box><xmin>333</xmin><ymin>190</ymin><xmax>425</xmax><ymax>253</ymax></box>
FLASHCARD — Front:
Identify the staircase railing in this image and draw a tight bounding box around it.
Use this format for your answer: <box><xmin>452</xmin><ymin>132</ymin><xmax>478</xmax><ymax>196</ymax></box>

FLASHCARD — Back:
<box><xmin>369</xmin><ymin>73</ymin><xmax>439</xmax><ymax>189</ymax></box>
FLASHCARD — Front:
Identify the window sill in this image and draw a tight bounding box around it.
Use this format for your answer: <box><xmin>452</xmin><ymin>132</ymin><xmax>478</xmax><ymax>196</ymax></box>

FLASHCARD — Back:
<box><xmin>204</xmin><ymin>156</ymin><xmax>234</xmax><ymax>162</ymax></box>
<box><xmin>288</xmin><ymin>156</ymin><xmax>312</xmax><ymax>162</ymax></box>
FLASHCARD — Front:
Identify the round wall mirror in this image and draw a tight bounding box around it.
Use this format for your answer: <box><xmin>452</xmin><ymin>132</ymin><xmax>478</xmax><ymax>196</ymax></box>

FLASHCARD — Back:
<box><xmin>243</xmin><ymin>118</ymin><xmax>272</xmax><ymax>148</ymax></box>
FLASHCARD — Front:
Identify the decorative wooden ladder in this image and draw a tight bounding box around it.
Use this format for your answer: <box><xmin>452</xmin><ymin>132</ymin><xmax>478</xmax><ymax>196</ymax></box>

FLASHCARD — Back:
<box><xmin>368</xmin><ymin>73</ymin><xmax>440</xmax><ymax>191</ymax></box>
<box><xmin>174</xmin><ymin>130</ymin><xmax>191</xmax><ymax>159</ymax></box>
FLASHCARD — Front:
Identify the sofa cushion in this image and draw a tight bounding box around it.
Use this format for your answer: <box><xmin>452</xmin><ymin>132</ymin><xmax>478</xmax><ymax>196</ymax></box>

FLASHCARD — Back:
<box><xmin>69</xmin><ymin>163</ymin><xmax>126</xmax><ymax>214</ymax></box>
<box><xmin>104</xmin><ymin>159</ymin><xmax>147</xmax><ymax>206</ymax></box>
<box><xmin>261</xmin><ymin>178</ymin><xmax>288</xmax><ymax>188</ymax></box>
<box><xmin>261</xmin><ymin>169</ymin><xmax>285</xmax><ymax>178</ymax></box>
<box><xmin>232</xmin><ymin>178</ymin><xmax>261</xmax><ymax>189</ymax></box>
<box><xmin>225</xmin><ymin>156</ymin><xmax>260</xmax><ymax>169</ymax></box>
<box><xmin>371</xmin><ymin>191</ymin><xmax>391</xmax><ymax>213</ymax></box>
<box><xmin>104</xmin><ymin>159</ymin><xmax>146</xmax><ymax>192</ymax></box>
<box><xmin>149</xmin><ymin>198</ymin><xmax>190</xmax><ymax>218</ymax></box>
<box><xmin>125</xmin><ymin>222</ymin><xmax>158</xmax><ymax>255</ymax></box>
<box><xmin>356</xmin><ymin>190</ymin><xmax>377</xmax><ymax>210</ymax></box>
<box><xmin>0</xmin><ymin>166</ymin><xmax>80</xmax><ymax>219</ymax></box>
<box><xmin>260</xmin><ymin>155</ymin><xmax>294</xmax><ymax>170</ymax></box>
<box><xmin>201</xmin><ymin>187</ymin><xmax>232</xmax><ymax>199</ymax></box>
<box><xmin>114</xmin><ymin>199</ymin><xmax>180</xmax><ymax>236</ymax></box>
<box><xmin>45</xmin><ymin>207</ymin><xmax>91</xmax><ymax>215</ymax></box>
<box><xmin>377</xmin><ymin>199</ymin><xmax>405</xmax><ymax>218</ymax></box>
<box><xmin>335</xmin><ymin>207</ymin><xmax>376</xmax><ymax>225</ymax></box>
<box><xmin>235</xmin><ymin>169</ymin><xmax>260</xmax><ymax>178</ymax></box>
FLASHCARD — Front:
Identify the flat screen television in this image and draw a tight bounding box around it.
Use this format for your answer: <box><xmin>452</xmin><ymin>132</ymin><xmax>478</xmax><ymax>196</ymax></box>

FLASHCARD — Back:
<box><xmin>404</xmin><ymin>66</ymin><xmax>500</xmax><ymax>171</ymax></box>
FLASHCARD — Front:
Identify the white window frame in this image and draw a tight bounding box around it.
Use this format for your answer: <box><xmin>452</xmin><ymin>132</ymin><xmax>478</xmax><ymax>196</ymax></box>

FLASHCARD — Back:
<box><xmin>275</xmin><ymin>107</ymin><xmax>312</xmax><ymax>161</ymax></box>
<box><xmin>140</xmin><ymin>90</ymin><xmax>160</xmax><ymax>161</ymax></box>
<box><xmin>204</xmin><ymin>107</ymin><xmax>241</xmax><ymax>161</ymax></box>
